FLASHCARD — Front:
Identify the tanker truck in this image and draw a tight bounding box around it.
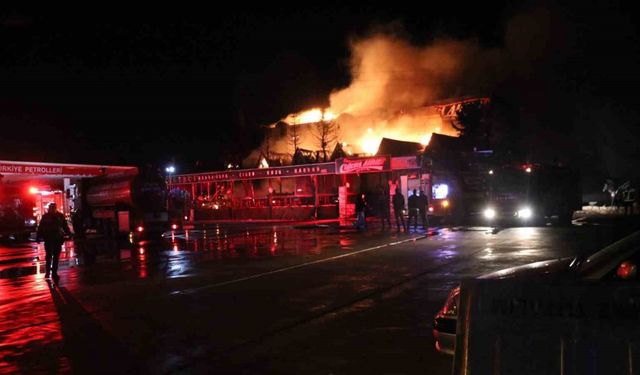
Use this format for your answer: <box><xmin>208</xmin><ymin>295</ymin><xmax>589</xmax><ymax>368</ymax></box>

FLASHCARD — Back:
<box><xmin>83</xmin><ymin>169</ymin><xmax>173</xmax><ymax>242</ymax></box>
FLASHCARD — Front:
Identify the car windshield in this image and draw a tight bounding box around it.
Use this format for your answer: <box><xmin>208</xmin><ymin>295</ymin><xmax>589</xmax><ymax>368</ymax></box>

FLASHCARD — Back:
<box><xmin>489</xmin><ymin>167</ymin><xmax>528</xmax><ymax>195</ymax></box>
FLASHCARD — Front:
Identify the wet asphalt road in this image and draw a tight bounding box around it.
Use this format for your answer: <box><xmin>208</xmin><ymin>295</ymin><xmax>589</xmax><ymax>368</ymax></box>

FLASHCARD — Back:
<box><xmin>0</xmin><ymin>219</ymin><xmax>638</xmax><ymax>374</ymax></box>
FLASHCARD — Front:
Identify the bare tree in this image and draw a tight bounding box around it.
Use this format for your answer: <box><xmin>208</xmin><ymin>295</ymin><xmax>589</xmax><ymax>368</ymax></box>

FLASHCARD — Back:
<box><xmin>314</xmin><ymin>118</ymin><xmax>339</xmax><ymax>162</ymax></box>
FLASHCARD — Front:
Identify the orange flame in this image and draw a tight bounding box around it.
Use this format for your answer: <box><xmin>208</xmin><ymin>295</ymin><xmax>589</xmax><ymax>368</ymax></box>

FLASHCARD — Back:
<box><xmin>260</xmin><ymin>34</ymin><xmax>482</xmax><ymax>161</ymax></box>
<box><xmin>284</xmin><ymin>108</ymin><xmax>335</xmax><ymax>125</ymax></box>
<box><xmin>278</xmin><ymin>104</ymin><xmax>450</xmax><ymax>155</ymax></box>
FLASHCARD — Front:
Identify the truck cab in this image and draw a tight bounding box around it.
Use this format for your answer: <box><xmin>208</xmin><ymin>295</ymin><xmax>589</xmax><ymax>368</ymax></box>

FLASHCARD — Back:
<box><xmin>481</xmin><ymin>164</ymin><xmax>580</xmax><ymax>226</ymax></box>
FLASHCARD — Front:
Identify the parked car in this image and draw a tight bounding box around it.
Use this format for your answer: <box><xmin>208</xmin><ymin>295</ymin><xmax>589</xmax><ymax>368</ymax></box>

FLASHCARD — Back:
<box><xmin>433</xmin><ymin>230</ymin><xmax>640</xmax><ymax>355</ymax></box>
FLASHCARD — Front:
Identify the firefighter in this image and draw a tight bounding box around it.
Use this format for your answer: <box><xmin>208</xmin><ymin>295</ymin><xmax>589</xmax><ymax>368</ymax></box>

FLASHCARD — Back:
<box><xmin>418</xmin><ymin>189</ymin><xmax>430</xmax><ymax>231</ymax></box>
<box><xmin>36</xmin><ymin>202</ymin><xmax>71</xmax><ymax>281</ymax></box>
<box><xmin>355</xmin><ymin>192</ymin><xmax>368</xmax><ymax>230</ymax></box>
<box><xmin>408</xmin><ymin>189</ymin><xmax>419</xmax><ymax>231</ymax></box>
<box><xmin>392</xmin><ymin>187</ymin><xmax>407</xmax><ymax>232</ymax></box>
<box><xmin>376</xmin><ymin>185</ymin><xmax>391</xmax><ymax>230</ymax></box>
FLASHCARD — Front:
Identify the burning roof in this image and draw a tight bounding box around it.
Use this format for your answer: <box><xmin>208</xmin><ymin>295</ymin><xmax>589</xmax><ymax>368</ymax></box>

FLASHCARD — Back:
<box><xmin>376</xmin><ymin>138</ymin><xmax>423</xmax><ymax>157</ymax></box>
<box><xmin>247</xmin><ymin>32</ymin><xmax>501</xmax><ymax>166</ymax></box>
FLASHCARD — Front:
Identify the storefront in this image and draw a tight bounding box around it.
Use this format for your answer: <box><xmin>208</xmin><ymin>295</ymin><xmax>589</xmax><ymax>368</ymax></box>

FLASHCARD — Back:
<box><xmin>167</xmin><ymin>155</ymin><xmax>427</xmax><ymax>222</ymax></box>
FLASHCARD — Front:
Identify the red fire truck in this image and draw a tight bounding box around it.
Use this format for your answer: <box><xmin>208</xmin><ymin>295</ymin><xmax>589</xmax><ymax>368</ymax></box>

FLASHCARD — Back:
<box><xmin>480</xmin><ymin>163</ymin><xmax>581</xmax><ymax>226</ymax></box>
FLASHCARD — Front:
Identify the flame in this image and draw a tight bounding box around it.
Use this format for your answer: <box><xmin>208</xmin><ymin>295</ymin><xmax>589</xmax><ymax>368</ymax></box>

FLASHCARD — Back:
<box><xmin>254</xmin><ymin>33</ymin><xmax>492</xmax><ymax>163</ymax></box>
<box><xmin>284</xmin><ymin>108</ymin><xmax>335</xmax><ymax>125</ymax></box>
<box><xmin>361</xmin><ymin>137</ymin><xmax>381</xmax><ymax>155</ymax></box>
<box><xmin>259</xmin><ymin>157</ymin><xmax>269</xmax><ymax>168</ymax></box>
<box><xmin>420</xmin><ymin>133</ymin><xmax>432</xmax><ymax>146</ymax></box>
<box><xmin>361</xmin><ymin>128</ymin><xmax>380</xmax><ymax>155</ymax></box>
<box><xmin>276</xmin><ymin>105</ymin><xmax>450</xmax><ymax>155</ymax></box>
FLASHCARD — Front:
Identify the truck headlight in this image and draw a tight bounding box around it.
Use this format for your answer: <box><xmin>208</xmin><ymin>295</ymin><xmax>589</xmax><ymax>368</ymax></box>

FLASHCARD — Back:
<box><xmin>483</xmin><ymin>208</ymin><xmax>496</xmax><ymax>219</ymax></box>
<box><xmin>517</xmin><ymin>207</ymin><xmax>533</xmax><ymax>219</ymax></box>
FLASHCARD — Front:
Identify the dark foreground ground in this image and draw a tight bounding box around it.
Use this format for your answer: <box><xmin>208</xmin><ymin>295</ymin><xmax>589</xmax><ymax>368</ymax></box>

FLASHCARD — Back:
<box><xmin>1</xmin><ymin>215</ymin><xmax>638</xmax><ymax>374</ymax></box>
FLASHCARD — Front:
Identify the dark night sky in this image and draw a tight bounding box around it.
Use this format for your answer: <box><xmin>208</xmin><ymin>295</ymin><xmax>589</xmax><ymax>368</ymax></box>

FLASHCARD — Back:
<box><xmin>1</xmin><ymin>2</ymin><xmax>638</xmax><ymax>189</ymax></box>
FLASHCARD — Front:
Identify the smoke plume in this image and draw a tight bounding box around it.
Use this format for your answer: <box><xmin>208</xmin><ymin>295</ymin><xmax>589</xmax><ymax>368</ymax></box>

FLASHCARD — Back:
<box><xmin>253</xmin><ymin>6</ymin><xmax>554</xmax><ymax>162</ymax></box>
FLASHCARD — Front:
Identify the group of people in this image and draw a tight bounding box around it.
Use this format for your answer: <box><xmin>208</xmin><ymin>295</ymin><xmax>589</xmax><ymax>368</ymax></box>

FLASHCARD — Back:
<box><xmin>355</xmin><ymin>186</ymin><xmax>430</xmax><ymax>233</ymax></box>
<box><xmin>394</xmin><ymin>188</ymin><xmax>430</xmax><ymax>232</ymax></box>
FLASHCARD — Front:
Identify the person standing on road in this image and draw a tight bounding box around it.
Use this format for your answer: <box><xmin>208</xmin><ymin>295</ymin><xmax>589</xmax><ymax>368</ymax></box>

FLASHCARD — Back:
<box><xmin>355</xmin><ymin>192</ymin><xmax>368</xmax><ymax>230</ymax></box>
<box><xmin>418</xmin><ymin>189</ymin><xmax>430</xmax><ymax>231</ymax></box>
<box><xmin>36</xmin><ymin>202</ymin><xmax>71</xmax><ymax>281</ymax></box>
<box><xmin>376</xmin><ymin>186</ymin><xmax>391</xmax><ymax>230</ymax></box>
<box><xmin>408</xmin><ymin>189</ymin><xmax>418</xmax><ymax>231</ymax></box>
<box><xmin>392</xmin><ymin>187</ymin><xmax>407</xmax><ymax>233</ymax></box>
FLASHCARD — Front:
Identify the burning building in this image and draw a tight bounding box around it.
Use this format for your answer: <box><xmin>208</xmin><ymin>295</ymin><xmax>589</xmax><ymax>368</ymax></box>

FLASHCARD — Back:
<box><xmin>169</xmin><ymin>33</ymin><xmax>498</xmax><ymax>223</ymax></box>
<box><xmin>168</xmin><ymin>96</ymin><xmax>490</xmax><ymax>224</ymax></box>
<box><xmin>245</xmin><ymin>96</ymin><xmax>489</xmax><ymax>168</ymax></box>
<box><xmin>242</xmin><ymin>32</ymin><xmax>501</xmax><ymax>167</ymax></box>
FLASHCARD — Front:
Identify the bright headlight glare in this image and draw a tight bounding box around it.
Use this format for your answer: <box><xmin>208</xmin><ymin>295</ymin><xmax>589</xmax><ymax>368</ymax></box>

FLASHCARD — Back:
<box><xmin>483</xmin><ymin>208</ymin><xmax>496</xmax><ymax>219</ymax></box>
<box><xmin>518</xmin><ymin>207</ymin><xmax>533</xmax><ymax>219</ymax></box>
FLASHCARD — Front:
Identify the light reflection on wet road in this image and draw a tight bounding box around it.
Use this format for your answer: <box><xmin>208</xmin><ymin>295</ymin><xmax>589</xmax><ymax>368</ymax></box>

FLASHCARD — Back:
<box><xmin>0</xmin><ymin>223</ymin><xmax>398</xmax><ymax>373</ymax></box>
<box><xmin>165</xmin><ymin>224</ymin><xmax>358</xmax><ymax>257</ymax></box>
<box><xmin>0</xmin><ymin>224</ymin><xmax>363</xmax><ymax>282</ymax></box>
<box><xmin>0</xmin><ymin>222</ymin><xmax>635</xmax><ymax>374</ymax></box>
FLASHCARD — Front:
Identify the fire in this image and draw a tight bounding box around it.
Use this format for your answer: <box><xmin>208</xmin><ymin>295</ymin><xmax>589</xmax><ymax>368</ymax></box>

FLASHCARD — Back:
<box><xmin>251</xmin><ymin>33</ymin><xmax>494</xmax><ymax>165</ymax></box>
<box><xmin>276</xmin><ymin>105</ymin><xmax>451</xmax><ymax>156</ymax></box>
<box><xmin>284</xmin><ymin>108</ymin><xmax>335</xmax><ymax>125</ymax></box>
<box><xmin>359</xmin><ymin>128</ymin><xmax>379</xmax><ymax>155</ymax></box>
<box><xmin>259</xmin><ymin>157</ymin><xmax>269</xmax><ymax>168</ymax></box>
<box><xmin>361</xmin><ymin>137</ymin><xmax>381</xmax><ymax>155</ymax></box>
<box><xmin>420</xmin><ymin>134</ymin><xmax>432</xmax><ymax>146</ymax></box>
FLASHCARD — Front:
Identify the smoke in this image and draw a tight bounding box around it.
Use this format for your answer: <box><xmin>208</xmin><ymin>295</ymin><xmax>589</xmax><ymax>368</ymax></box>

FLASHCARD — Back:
<box><xmin>244</xmin><ymin>3</ymin><xmax>640</xmax><ymax>198</ymax></box>
<box><xmin>320</xmin><ymin>32</ymin><xmax>508</xmax><ymax>153</ymax></box>
<box><xmin>254</xmin><ymin>5</ymin><xmax>564</xmax><ymax>160</ymax></box>
<box><xmin>330</xmin><ymin>35</ymin><xmax>474</xmax><ymax>115</ymax></box>
<box><xmin>249</xmin><ymin>31</ymin><xmax>509</xmax><ymax>161</ymax></box>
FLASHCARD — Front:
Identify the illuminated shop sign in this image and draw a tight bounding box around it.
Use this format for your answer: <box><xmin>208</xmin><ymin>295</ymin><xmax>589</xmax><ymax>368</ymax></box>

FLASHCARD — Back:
<box><xmin>0</xmin><ymin>161</ymin><xmax>137</xmax><ymax>177</ymax></box>
<box><xmin>432</xmin><ymin>184</ymin><xmax>449</xmax><ymax>199</ymax></box>
<box><xmin>336</xmin><ymin>156</ymin><xmax>390</xmax><ymax>174</ymax></box>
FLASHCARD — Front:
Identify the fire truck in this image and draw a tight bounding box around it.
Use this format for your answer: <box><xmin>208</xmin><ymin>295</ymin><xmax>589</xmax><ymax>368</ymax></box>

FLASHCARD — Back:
<box><xmin>0</xmin><ymin>187</ymin><xmax>36</xmax><ymax>241</ymax></box>
<box><xmin>423</xmin><ymin>135</ymin><xmax>581</xmax><ymax>226</ymax></box>
<box><xmin>422</xmin><ymin>134</ymin><xmax>490</xmax><ymax>224</ymax></box>
<box><xmin>480</xmin><ymin>163</ymin><xmax>581</xmax><ymax>226</ymax></box>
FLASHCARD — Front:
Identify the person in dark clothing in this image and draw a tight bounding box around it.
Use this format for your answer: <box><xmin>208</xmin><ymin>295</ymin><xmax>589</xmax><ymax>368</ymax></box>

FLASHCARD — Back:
<box><xmin>418</xmin><ymin>189</ymin><xmax>430</xmax><ymax>231</ymax></box>
<box><xmin>355</xmin><ymin>193</ymin><xmax>368</xmax><ymax>230</ymax></box>
<box><xmin>36</xmin><ymin>203</ymin><xmax>71</xmax><ymax>280</ymax></box>
<box><xmin>376</xmin><ymin>186</ymin><xmax>391</xmax><ymax>230</ymax></box>
<box><xmin>407</xmin><ymin>189</ymin><xmax>418</xmax><ymax>231</ymax></box>
<box><xmin>392</xmin><ymin>187</ymin><xmax>406</xmax><ymax>232</ymax></box>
